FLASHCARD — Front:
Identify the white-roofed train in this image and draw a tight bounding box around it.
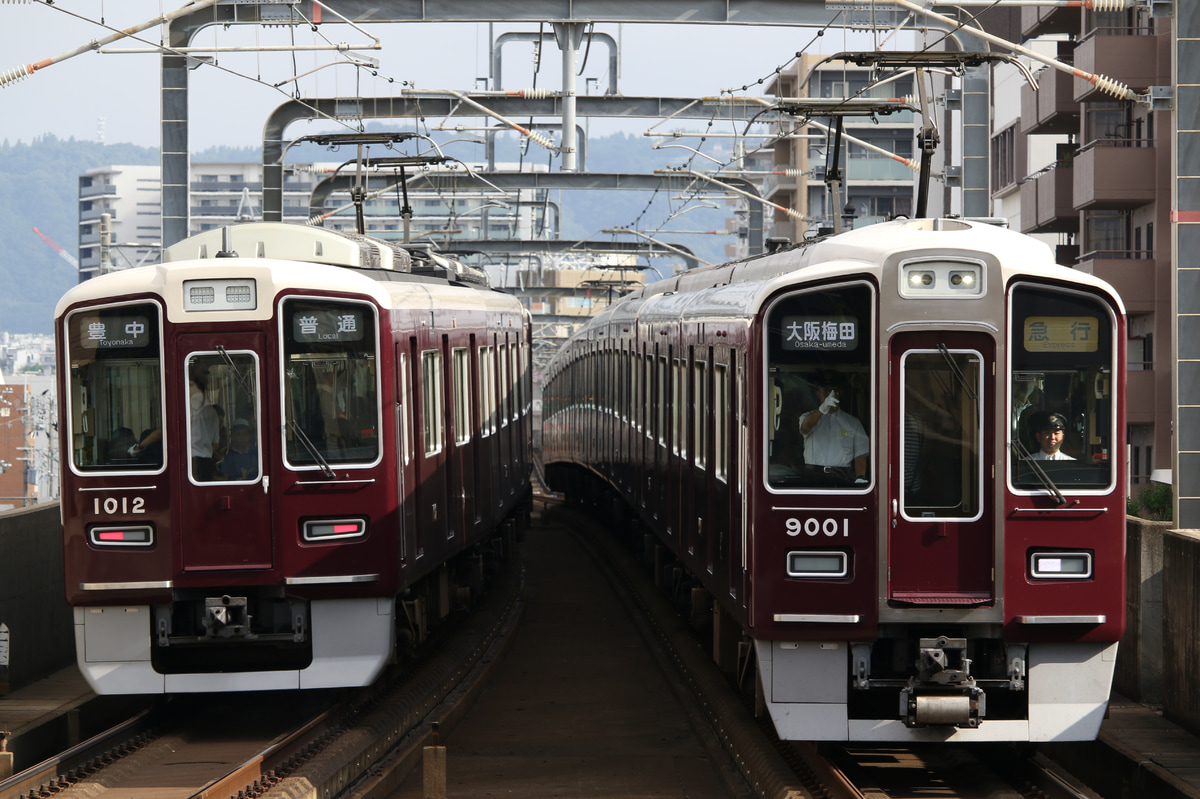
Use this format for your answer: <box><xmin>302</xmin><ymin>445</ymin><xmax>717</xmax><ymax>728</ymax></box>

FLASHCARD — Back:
<box><xmin>56</xmin><ymin>222</ymin><xmax>531</xmax><ymax>693</ymax></box>
<box><xmin>543</xmin><ymin>218</ymin><xmax>1126</xmax><ymax>742</ymax></box>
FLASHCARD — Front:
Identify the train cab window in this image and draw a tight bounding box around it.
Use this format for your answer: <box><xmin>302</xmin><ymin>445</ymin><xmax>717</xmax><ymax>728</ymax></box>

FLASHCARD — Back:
<box><xmin>765</xmin><ymin>284</ymin><xmax>873</xmax><ymax>490</ymax></box>
<box><xmin>185</xmin><ymin>351</ymin><xmax>262</xmax><ymax>484</ymax></box>
<box><xmin>900</xmin><ymin>350</ymin><xmax>983</xmax><ymax>520</ymax></box>
<box><xmin>65</xmin><ymin>302</ymin><xmax>164</xmax><ymax>473</ymax></box>
<box><xmin>282</xmin><ymin>299</ymin><xmax>380</xmax><ymax>469</ymax></box>
<box><xmin>1009</xmin><ymin>285</ymin><xmax>1115</xmax><ymax>491</ymax></box>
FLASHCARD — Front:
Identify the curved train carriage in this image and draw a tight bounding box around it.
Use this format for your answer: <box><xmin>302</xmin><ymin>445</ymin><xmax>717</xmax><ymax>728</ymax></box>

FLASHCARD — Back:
<box><xmin>542</xmin><ymin>218</ymin><xmax>1126</xmax><ymax>742</ymax></box>
<box><xmin>56</xmin><ymin>222</ymin><xmax>532</xmax><ymax>694</ymax></box>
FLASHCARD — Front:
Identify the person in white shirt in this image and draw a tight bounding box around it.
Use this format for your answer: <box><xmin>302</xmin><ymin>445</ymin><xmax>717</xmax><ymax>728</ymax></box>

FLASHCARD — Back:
<box><xmin>798</xmin><ymin>376</ymin><xmax>869</xmax><ymax>484</ymax></box>
<box><xmin>189</xmin><ymin>378</ymin><xmax>222</xmax><ymax>480</ymax></box>
<box><xmin>1028</xmin><ymin>411</ymin><xmax>1075</xmax><ymax>461</ymax></box>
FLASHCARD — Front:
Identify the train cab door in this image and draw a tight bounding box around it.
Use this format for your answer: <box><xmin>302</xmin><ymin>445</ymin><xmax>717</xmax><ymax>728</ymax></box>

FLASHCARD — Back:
<box><xmin>177</xmin><ymin>336</ymin><xmax>273</xmax><ymax>571</ymax></box>
<box><xmin>887</xmin><ymin>332</ymin><xmax>995</xmax><ymax>605</ymax></box>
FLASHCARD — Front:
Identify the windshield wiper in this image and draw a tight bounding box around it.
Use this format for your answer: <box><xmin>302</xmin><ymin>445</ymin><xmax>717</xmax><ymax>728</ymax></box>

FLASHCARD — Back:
<box><xmin>288</xmin><ymin>418</ymin><xmax>336</xmax><ymax>479</ymax></box>
<box><xmin>215</xmin><ymin>345</ymin><xmax>256</xmax><ymax>400</ymax></box>
<box><xmin>1011</xmin><ymin>436</ymin><xmax>1067</xmax><ymax>506</ymax></box>
<box><xmin>938</xmin><ymin>344</ymin><xmax>977</xmax><ymax>402</ymax></box>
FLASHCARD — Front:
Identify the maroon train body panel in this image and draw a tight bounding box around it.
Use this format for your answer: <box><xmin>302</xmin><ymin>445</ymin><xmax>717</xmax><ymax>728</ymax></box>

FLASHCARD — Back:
<box><xmin>56</xmin><ymin>223</ymin><xmax>531</xmax><ymax>693</ymax></box>
<box><xmin>544</xmin><ymin>218</ymin><xmax>1127</xmax><ymax>742</ymax></box>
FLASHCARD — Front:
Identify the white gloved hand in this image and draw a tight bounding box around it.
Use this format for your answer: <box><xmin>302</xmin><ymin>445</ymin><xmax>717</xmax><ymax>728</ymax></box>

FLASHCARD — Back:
<box><xmin>819</xmin><ymin>394</ymin><xmax>840</xmax><ymax>414</ymax></box>
<box><xmin>128</xmin><ymin>445</ymin><xmax>141</xmax><ymax>456</ymax></box>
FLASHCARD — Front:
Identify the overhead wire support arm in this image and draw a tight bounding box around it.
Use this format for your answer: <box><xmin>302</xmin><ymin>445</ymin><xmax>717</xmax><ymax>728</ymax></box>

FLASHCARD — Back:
<box><xmin>827</xmin><ymin>0</ymin><xmax>1144</xmax><ymax>101</ymax></box>
<box><xmin>1</xmin><ymin>0</ymin><xmax>222</xmax><ymax>88</ymax></box>
<box><xmin>659</xmin><ymin>168</ymin><xmax>806</xmax><ymax>222</ymax></box>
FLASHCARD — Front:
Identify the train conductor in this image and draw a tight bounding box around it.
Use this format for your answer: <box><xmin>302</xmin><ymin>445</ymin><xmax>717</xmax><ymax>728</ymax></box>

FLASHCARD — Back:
<box><xmin>798</xmin><ymin>374</ymin><xmax>870</xmax><ymax>484</ymax></box>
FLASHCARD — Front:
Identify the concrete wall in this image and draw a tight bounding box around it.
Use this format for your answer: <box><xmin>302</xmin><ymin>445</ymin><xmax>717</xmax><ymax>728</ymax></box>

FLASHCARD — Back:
<box><xmin>1163</xmin><ymin>529</ymin><xmax>1200</xmax><ymax>736</ymax></box>
<box><xmin>0</xmin><ymin>502</ymin><xmax>74</xmax><ymax>692</ymax></box>
<box><xmin>1115</xmin><ymin>516</ymin><xmax>1168</xmax><ymax>703</ymax></box>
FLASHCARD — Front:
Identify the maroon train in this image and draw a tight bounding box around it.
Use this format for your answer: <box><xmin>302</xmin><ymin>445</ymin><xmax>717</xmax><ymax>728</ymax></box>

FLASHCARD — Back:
<box><xmin>56</xmin><ymin>222</ymin><xmax>531</xmax><ymax>693</ymax></box>
<box><xmin>543</xmin><ymin>218</ymin><xmax>1126</xmax><ymax>742</ymax></box>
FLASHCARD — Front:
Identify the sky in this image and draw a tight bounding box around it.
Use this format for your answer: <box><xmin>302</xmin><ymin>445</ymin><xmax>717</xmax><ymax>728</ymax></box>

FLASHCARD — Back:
<box><xmin>0</xmin><ymin>1</ymin><xmax>891</xmax><ymax>151</ymax></box>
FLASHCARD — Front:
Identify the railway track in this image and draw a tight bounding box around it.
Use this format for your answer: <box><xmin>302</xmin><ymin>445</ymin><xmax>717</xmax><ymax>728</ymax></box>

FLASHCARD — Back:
<box><xmin>0</xmin><ymin>538</ymin><xmax>525</xmax><ymax>799</ymax></box>
<box><xmin>4</xmin><ymin>496</ymin><xmax>1113</xmax><ymax>799</ymax></box>
<box><xmin>559</xmin><ymin>494</ymin><xmax>1112</xmax><ymax>799</ymax></box>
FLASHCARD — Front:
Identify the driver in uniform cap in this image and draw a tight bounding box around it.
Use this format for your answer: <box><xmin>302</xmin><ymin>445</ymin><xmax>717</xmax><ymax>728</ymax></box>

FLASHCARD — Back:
<box><xmin>1028</xmin><ymin>411</ymin><xmax>1075</xmax><ymax>460</ymax></box>
<box><xmin>798</xmin><ymin>373</ymin><xmax>869</xmax><ymax>484</ymax></box>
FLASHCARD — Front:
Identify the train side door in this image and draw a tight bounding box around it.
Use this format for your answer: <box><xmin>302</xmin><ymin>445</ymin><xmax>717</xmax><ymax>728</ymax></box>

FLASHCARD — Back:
<box><xmin>887</xmin><ymin>332</ymin><xmax>995</xmax><ymax>604</ymax></box>
<box><xmin>178</xmin><ymin>336</ymin><xmax>272</xmax><ymax>571</ymax></box>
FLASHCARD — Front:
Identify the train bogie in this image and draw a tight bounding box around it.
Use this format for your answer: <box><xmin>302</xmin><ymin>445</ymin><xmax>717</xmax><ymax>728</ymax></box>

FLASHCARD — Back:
<box><xmin>57</xmin><ymin>223</ymin><xmax>532</xmax><ymax>693</ymax></box>
<box><xmin>544</xmin><ymin>218</ymin><xmax>1126</xmax><ymax>742</ymax></box>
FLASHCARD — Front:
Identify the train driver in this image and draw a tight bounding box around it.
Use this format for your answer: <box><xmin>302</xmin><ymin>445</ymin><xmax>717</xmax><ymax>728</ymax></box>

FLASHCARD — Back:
<box><xmin>798</xmin><ymin>374</ymin><xmax>869</xmax><ymax>485</ymax></box>
<box><xmin>1027</xmin><ymin>411</ymin><xmax>1075</xmax><ymax>461</ymax></box>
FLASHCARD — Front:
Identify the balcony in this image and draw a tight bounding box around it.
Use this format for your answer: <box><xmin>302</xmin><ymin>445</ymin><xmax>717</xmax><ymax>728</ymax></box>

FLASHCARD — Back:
<box><xmin>1020</xmin><ymin>69</ymin><xmax>1079</xmax><ymax>136</ymax></box>
<box><xmin>1021</xmin><ymin>4</ymin><xmax>1078</xmax><ymax>38</ymax></box>
<box><xmin>1036</xmin><ymin>164</ymin><xmax>1077</xmax><ymax>232</ymax></box>
<box><xmin>1073</xmin><ymin>30</ymin><xmax>1161</xmax><ymax>102</ymax></box>
<box><xmin>1073</xmin><ymin>141</ymin><xmax>1156</xmax><ymax>210</ymax></box>
<box><xmin>1075</xmin><ymin>251</ymin><xmax>1157</xmax><ymax>313</ymax></box>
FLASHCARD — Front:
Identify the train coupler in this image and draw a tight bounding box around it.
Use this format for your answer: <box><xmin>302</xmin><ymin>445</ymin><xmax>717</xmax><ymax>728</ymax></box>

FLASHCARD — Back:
<box><xmin>203</xmin><ymin>595</ymin><xmax>254</xmax><ymax>639</ymax></box>
<box><xmin>901</xmin><ymin>685</ymin><xmax>984</xmax><ymax>728</ymax></box>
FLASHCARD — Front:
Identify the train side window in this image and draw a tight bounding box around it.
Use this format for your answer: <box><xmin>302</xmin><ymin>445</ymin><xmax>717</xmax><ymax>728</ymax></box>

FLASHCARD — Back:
<box><xmin>452</xmin><ymin>347</ymin><xmax>470</xmax><ymax>446</ymax></box>
<box><xmin>397</xmin><ymin>350</ymin><xmax>411</xmax><ymax>465</ymax></box>
<box><xmin>499</xmin><ymin>342</ymin><xmax>510</xmax><ymax>428</ymax></box>
<box><xmin>764</xmin><ymin>283</ymin><xmax>874</xmax><ymax>490</ymax></box>
<box><xmin>1009</xmin><ymin>285</ymin><xmax>1116</xmax><ymax>491</ymax></box>
<box><xmin>715</xmin><ymin>362</ymin><xmax>728</xmax><ymax>482</ymax></box>
<box><xmin>65</xmin><ymin>302</ymin><xmax>164</xmax><ymax>474</ymax></box>
<box><xmin>510</xmin><ymin>343</ymin><xmax>520</xmax><ymax>422</ymax></box>
<box><xmin>694</xmin><ymin>359</ymin><xmax>708</xmax><ymax>469</ymax></box>
<box><xmin>478</xmin><ymin>345</ymin><xmax>495</xmax><ymax>437</ymax></box>
<box><xmin>657</xmin><ymin>355</ymin><xmax>668</xmax><ymax>447</ymax></box>
<box><xmin>282</xmin><ymin>299</ymin><xmax>380</xmax><ymax>469</ymax></box>
<box><xmin>421</xmin><ymin>349</ymin><xmax>444</xmax><ymax>456</ymax></box>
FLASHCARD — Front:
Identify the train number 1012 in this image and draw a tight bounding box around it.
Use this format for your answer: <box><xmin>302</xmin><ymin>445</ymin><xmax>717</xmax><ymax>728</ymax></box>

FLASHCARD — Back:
<box><xmin>785</xmin><ymin>517</ymin><xmax>849</xmax><ymax>537</ymax></box>
<box><xmin>93</xmin><ymin>496</ymin><xmax>146</xmax><ymax>515</ymax></box>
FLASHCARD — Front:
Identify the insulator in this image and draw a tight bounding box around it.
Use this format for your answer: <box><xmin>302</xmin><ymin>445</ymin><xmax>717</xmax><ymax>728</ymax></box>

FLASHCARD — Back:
<box><xmin>1087</xmin><ymin>0</ymin><xmax>1134</xmax><ymax>10</ymax></box>
<box><xmin>779</xmin><ymin>168</ymin><xmax>805</xmax><ymax>177</ymax></box>
<box><xmin>517</xmin><ymin>88</ymin><xmax>554</xmax><ymax>99</ymax></box>
<box><xmin>1093</xmin><ymin>73</ymin><xmax>1138</xmax><ymax>101</ymax></box>
<box><xmin>527</xmin><ymin>131</ymin><xmax>555</xmax><ymax>149</ymax></box>
<box><xmin>0</xmin><ymin>64</ymin><xmax>33</xmax><ymax>88</ymax></box>
<box><xmin>306</xmin><ymin>215</ymin><xmax>325</xmax><ymax>226</ymax></box>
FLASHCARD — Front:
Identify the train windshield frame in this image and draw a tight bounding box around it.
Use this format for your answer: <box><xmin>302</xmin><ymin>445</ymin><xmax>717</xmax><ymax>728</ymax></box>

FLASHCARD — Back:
<box><xmin>763</xmin><ymin>281</ymin><xmax>875</xmax><ymax>492</ymax></box>
<box><xmin>280</xmin><ymin>296</ymin><xmax>382</xmax><ymax>471</ymax></box>
<box><xmin>1008</xmin><ymin>282</ymin><xmax>1117</xmax><ymax>494</ymax></box>
<box><xmin>64</xmin><ymin>300</ymin><xmax>166</xmax><ymax>475</ymax></box>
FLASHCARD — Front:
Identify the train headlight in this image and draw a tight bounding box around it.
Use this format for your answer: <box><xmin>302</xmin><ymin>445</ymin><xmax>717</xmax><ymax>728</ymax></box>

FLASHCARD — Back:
<box><xmin>786</xmin><ymin>551</ymin><xmax>848</xmax><ymax>578</ymax></box>
<box><xmin>88</xmin><ymin>525</ymin><xmax>154</xmax><ymax>547</ymax></box>
<box><xmin>1029</xmin><ymin>550</ymin><xmax>1093</xmax><ymax>579</ymax></box>
<box><xmin>302</xmin><ymin>518</ymin><xmax>367</xmax><ymax>543</ymax></box>
<box><xmin>908</xmin><ymin>270</ymin><xmax>935</xmax><ymax>288</ymax></box>
<box><xmin>183</xmin><ymin>279</ymin><xmax>258</xmax><ymax>311</ymax></box>
<box><xmin>900</xmin><ymin>260</ymin><xmax>984</xmax><ymax>298</ymax></box>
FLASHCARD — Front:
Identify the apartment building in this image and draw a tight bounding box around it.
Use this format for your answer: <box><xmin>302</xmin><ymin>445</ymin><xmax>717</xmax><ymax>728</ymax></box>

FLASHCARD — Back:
<box><xmin>1014</xmin><ymin>3</ymin><xmax>1169</xmax><ymax>485</ymax></box>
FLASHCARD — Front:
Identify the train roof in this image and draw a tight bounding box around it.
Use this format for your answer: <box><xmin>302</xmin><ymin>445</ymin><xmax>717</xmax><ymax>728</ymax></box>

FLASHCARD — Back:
<box><xmin>550</xmin><ymin>218</ymin><xmax>1126</xmax><ymax>361</ymax></box>
<box><xmin>56</xmin><ymin>224</ymin><xmax>524</xmax><ymax>325</ymax></box>
<box><xmin>161</xmin><ymin>222</ymin><xmax>491</xmax><ymax>288</ymax></box>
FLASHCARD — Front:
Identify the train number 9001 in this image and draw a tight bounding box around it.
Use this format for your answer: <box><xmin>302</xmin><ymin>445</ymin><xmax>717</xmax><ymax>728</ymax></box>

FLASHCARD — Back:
<box><xmin>785</xmin><ymin>517</ymin><xmax>849</xmax><ymax>537</ymax></box>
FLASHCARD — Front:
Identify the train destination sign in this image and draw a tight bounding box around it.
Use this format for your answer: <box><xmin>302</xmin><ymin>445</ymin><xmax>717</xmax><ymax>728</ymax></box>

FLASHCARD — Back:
<box><xmin>1022</xmin><ymin>316</ymin><xmax>1099</xmax><ymax>353</ymax></box>
<box><xmin>780</xmin><ymin>315</ymin><xmax>858</xmax><ymax>351</ymax></box>
<box><xmin>77</xmin><ymin>315</ymin><xmax>152</xmax><ymax>350</ymax></box>
<box><xmin>292</xmin><ymin>308</ymin><xmax>366</xmax><ymax>343</ymax></box>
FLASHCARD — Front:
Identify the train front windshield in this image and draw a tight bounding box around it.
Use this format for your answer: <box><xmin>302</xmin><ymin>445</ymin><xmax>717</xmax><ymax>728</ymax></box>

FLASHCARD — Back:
<box><xmin>282</xmin><ymin>299</ymin><xmax>380</xmax><ymax>468</ymax></box>
<box><xmin>765</xmin><ymin>283</ymin><xmax>873</xmax><ymax>489</ymax></box>
<box><xmin>1009</xmin><ymin>284</ymin><xmax>1115</xmax><ymax>490</ymax></box>
<box><xmin>65</xmin><ymin>303</ymin><xmax>164</xmax><ymax>473</ymax></box>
